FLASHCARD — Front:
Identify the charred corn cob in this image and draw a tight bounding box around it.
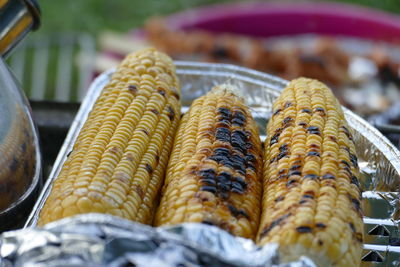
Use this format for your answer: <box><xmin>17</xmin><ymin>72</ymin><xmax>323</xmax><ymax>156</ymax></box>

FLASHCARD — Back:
<box><xmin>257</xmin><ymin>78</ymin><xmax>363</xmax><ymax>266</ymax></box>
<box><xmin>38</xmin><ymin>48</ymin><xmax>181</xmax><ymax>225</ymax></box>
<box><xmin>155</xmin><ymin>85</ymin><xmax>263</xmax><ymax>239</ymax></box>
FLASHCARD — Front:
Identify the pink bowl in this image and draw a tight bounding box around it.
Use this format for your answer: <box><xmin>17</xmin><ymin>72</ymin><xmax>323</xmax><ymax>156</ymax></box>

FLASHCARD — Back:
<box><xmin>166</xmin><ymin>2</ymin><xmax>400</xmax><ymax>43</ymax></box>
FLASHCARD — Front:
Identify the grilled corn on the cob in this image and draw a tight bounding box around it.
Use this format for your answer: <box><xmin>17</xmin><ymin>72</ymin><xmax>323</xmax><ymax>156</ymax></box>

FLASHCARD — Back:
<box><xmin>38</xmin><ymin>48</ymin><xmax>181</xmax><ymax>226</ymax></box>
<box><xmin>257</xmin><ymin>78</ymin><xmax>363</xmax><ymax>266</ymax></box>
<box><xmin>155</xmin><ymin>85</ymin><xmax>263</xmax><ymax>239</ymax></box>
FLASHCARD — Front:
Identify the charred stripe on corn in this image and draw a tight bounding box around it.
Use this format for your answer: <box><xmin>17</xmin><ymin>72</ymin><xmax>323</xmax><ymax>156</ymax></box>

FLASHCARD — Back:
<box><xmin>38</xmin><ymin>48</ymin><xmax>181</xmax><ymax>225</ymax></box>
<box><xmin>257</xmin><ymin>78</ymin><xmax>363</xmax><ymax>267</ymax></box>
<box><xmin>155</xmin><ymin>85</ymin><xmax>263</xmax><ymax>239</ymax></box>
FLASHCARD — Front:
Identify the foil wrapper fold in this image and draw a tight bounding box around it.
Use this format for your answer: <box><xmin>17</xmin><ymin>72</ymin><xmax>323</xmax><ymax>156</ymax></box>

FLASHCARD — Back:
<box><xmin>0</xmin><ymin>214</ymin><xmax>315</xmax><ymax>267</ymax></box>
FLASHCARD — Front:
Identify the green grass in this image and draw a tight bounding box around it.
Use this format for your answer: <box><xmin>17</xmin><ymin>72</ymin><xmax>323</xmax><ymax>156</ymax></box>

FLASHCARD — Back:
<box><xmin>37</xmin><ymin>0</ymin><xmax>400</xmax><ymax>36</ymax></box>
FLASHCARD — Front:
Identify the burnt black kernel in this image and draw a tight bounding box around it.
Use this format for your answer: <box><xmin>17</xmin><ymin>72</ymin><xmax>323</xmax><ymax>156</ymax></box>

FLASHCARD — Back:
<box><xmin>273</xmin><ymin>109</ymin><xmax>282</xmax><ymax>116</ymax></box>
<box><xmin>232</xmin><ymin>111</ymin><xmax>246</xmax><ymax>126</ymax></box>
<box><xmin>316</xmin><ymin>223</ymin><xmax>326</xmax><ymax>228</ymax></box>
<box><xmin>298</xmin><ymin>122</ymin><xmax>307</xmax><ymax>127</ymax></box>
<box><xmin>235</xmin><ymin>177</ymin><xmax>247</xmax><ymax>188</ymax></box>
<box><xmin>218</xmin><ymin>171</ymin><xmax>232</xmax><ymax>180</ymax></box>
<box><xmin>349</xmin><ymin>153</ymin><xmax>358</xmax><ymax>167</ymax></box>
<box><xmin>231</xmin><ymin>154</ymin><xmax>246</xmax><ymax>169</ymax></box>
<box><xmin>322</xmin><ymin>174</ymin><xmax>336</xmax><ymax>180</ymax></box>
<box><xmin>278</xmin><ymin>174</ymin><xmax>288</xmax><ymax>180</ymax></box>
<box><xmin>307</xmin><ymin>126</ymin><xmax>320</xmax><ymax>135</ymax></box>
<box><xmin>155</xmin><ymin>155</ymin><xmax>160</xmax><ymax>162</ymax></box>
<box><xmin>310</xmin><ymin>144</ymin><xmax>320</xmax><ymax>149</ymax></box>
<box><xmin>245</xmin><ymin>142</ymin><xmax>253</xmax><ymax>150</ymax></box>
<box><xmin>283</xmin><ymin>117</ymin><xmax>294</xmax><ymax>125</ymax></box>
<box><xmin>304</xmin><ymin>190</ymin><xmax>315</xmax><ymax>197</ymax></box>
<box><xmin>128</xmin><ymin>84</ymin><xmax>137</xmax><ymax>93</ymax></box>
<box><xmin>167</xmin><ymin>106</ymin><xmax>175</xmax><ymax>121</ymax></box>
<box><xmin>214</xmin><ymin>147</ymin><xmax>230</xmax><ymax>156</ymax></box>
<box><xmin>351</xmin><ymin>197</ymin><xmax>362</xmax><ymax>212</ymax></box>
<box><xmin>341</xmin><ymin>126</ymin><xmax>353</xmax><ymax>140</ymax></box>
<box><xmin>210</xmin><ymin>155</ymin><xmax>234</xmax><ymax>169</ymax></box>
<box><xmin>227</xmin><ymin>204</ymin><xmax>239</xmax><ymax>217</ymax></box>
<box><xmin>199</xmin><ymin>169</ymin><xmax>216</xmax><ymax>179</ymax></box>
<box><xmin>270</xmin><ymin>133</ymin><xmax>280</xmax><ymax>145</ymax></box>
<box><xmin>307</xmin><ymin>151</ymin><xmax>320</xmax><ymax>157</ymax></box>
<box><xmin>231</xmin><ymin>130</ymin><xmax>247</xmax><ymax>153</ymax></box>
<box><xmin>275</xmin><ymin>196</ymin><xmax>285</xmax><ymax>202</ymax></box>
<box><xmin>303</xmin><ymin>194</ymin><xmax>314</xmax><ymax>199</ymax></box>
<box><xmin>315</xmin><ymin>107</ymin><xmax>325</xmax><ymax>115</ymax></box>
<box><xmin>284</xmin><ymin>102</ymin><xmax>292</xmax><ymax>108</ymax></box>
<box><xmin>286</xmin><ymin>179</ymin><xmax>298</xmax><ymax>187</ymax></box>
<box><xmin>304</xmin><ymin>174</ymin><xmax>319</xmax><ymax>180</ymax></box>
<box><xmin>217</xmin><ymin>177</ymin><xmax>232</xmax><ymax>187</ymax></box>
<box><xmin>218</xmin><ymin>107</ymin><xmax>231</xmax><ymax>117</ymax></box>
<box><xmin>10</xmin><ymin>158</ymin><xmax>18</xmax><ymax>172</ymax></box>
<box><xmin>289</xmin><ymin>170</ymin><xmax>302</xmax><ymax>177</ymax></box>
<box><xmin>232</xmin><ymin>181</ymin><xmax>244</xmax><ymax>191</ymax></box>
<box><xmin>216</xmin><ymin>127</ymin><xmax>231</xmax><ymax>142</ymax></box>
<box><xmin>277</xmin><ymin>151</ymin><xmax>289</xmax><ymax>161</ymax></box>
<box><xmin>279</xmin><ymin>143</ymin><xmax>289</xmax><ymax>152</ymax></box>
<box><xmin>351</xmin><ymin>175</ymin><xmax>360</xmax><ymax>187</ymax></box>
<box><xmin>270</xmin><ymin>156</ymin><xmax>277</xmax><ymax>164</ymax></box>
<box><xmin>141</xmin><ymin>129</ymin><xmax>149</xmax><ymax>136</ymax></box>
<box><xmin>200</xmin><ymin>186</ymin><xmax>217</xmax><ymax>194</ymax></box>
<box><xmin>202</xmin><ymin>178</ymin><xmax>216</xmax><ymax>186</ymax></box>
<box><xmin>341</xmin><ymin>160</ymin><xmax>351</xmax><ymax>168</ymax></box>
<box><xmin>245</xmin><ymin>154</ymin><xmax>256</xmax><ymax>163</ymax></box>
<box><xmin>329</xmin><ymin>136</ymin><xmax>337</xmax><ymax>142</ymax></box>
<box><xmin>239</xmin><ymin>209</ymin><xmax>250</xmax><ymax>219</ymax></box>
<box><xmin>231</xmin><ymin>187</ymin><xmax>244</xmax><ymax>194</ymax></box>
<box><xmin>260</xmin><ymin>213</ymin><xmax>291</xmax><ymax>238</ymax></box>
<box><xmin>349</xmin><ymin>222</ymin><xmax>356</xmax><ymax>233</ymax></box>
<box><xmin>151</xmin><ymin>109</ymin><xmax>159</xmax><ymax>115</ymax></box>
<box><xmin>278</xmin><ymin>168</ymin><xmax>287</xmax><ymax>175</ymax></box>
<box><xmin>290</xmin><ymin>165</ymin><xmax>301</xmax><ymax>171</ymax></box>
<box><xmin>296</xmin><ymin>226</ymin><xmax>312</xmax><ymax>233</ymax></box>
<box><xmin>299</xmin><ymin>200</ymin><xmax>308</xmax><ymax>204</ymax></box>
<box><xmin>145</xmin><ymin>163</ymin><xmax>153</xmax><ymax>174</ymax></box>
<box><xmin>218</xmin><ymin>182</ymin><xmax>230</xmax><ymax>192</ymax></box>
<box><xmin>301</xmin><ymin>108</ymin><xmax>312</xmax><ymax>114</ymax></box>
<box><xmin>158</xmin><ymin>89</ymin><xmax>166</xmax><ymax>96</ymax></box>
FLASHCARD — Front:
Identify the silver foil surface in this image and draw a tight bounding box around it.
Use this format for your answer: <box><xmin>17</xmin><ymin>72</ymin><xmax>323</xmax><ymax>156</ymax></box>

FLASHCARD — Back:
<box><xmin>14</xmin><ymin>62</ymin><xmax>400</xmax><ymax>266</ymax></box>
<box><xmin>0</xmin><ymin>213</ymin><xmax>315</xmax><ymax>267</ymax></box>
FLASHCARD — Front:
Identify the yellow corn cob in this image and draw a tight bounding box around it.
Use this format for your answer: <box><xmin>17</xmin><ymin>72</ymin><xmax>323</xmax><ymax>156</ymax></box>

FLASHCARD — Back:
<box><xmin>257</xmin><ymin>78</ymin><xmax>363</xmax><ymax>266</ymax></box>
<box><xmin>155</xmin><ymin>85</ymin><xmax>263</xmax><ymax>239</ymax></box>
<box><xmin>38</xmin><ymin>48</ymin><xmax>181</xmax><ymax>226</ymax></box>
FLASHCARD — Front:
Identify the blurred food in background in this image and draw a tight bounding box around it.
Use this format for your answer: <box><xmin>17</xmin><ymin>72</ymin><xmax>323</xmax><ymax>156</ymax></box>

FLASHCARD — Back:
<box><xmin>95</xmin><ymin>17</ymin><xmax>400</xmax><ymax>121</ymax></box>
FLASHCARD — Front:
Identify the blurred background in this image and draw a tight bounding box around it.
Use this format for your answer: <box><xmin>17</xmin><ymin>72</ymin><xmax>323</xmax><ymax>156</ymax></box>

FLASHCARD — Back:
<box><xmin>7</xmin><ymin>0</ymin><xmax>400</xmax><ymax>175</ymax></box>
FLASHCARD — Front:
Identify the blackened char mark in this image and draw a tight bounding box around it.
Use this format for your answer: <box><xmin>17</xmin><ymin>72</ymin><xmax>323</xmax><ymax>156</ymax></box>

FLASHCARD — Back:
<box><xmin>296</xmin><ymin>226</ymin><xmax>312</xmax><ymax>233</ymax></box>
<box><xmin>350</xmin><ymin>175</ymin><xmax>360</xmax><ymax>188</ymax></box>
<box><xmin>227</xmin><ymin>204</ymin><xmax>249</xmax><ymax>219</ymax></box>
<box><xmin>260</xmin><ymin>213</ymin><xmax>291</xmax><ymax>238</ymax></box>
<box><xmin>231</xmin><ymin>130</ymin><xmax>247</xmax><ymax>154</ymax></box>
<box><xmin>307</xmin><ymin>126</ymin><xmax>320</xmax><ymax>135</ymax></box>
<box><xmin>232</xmin><ymin>110</ymin><xmax>246</xmax><ymax>126</ymax></box>
<box><xmin>341</xmin><ymin>126</ymin><xmax>353</xmax><ymax>140</ymax></box>
<box><xmin>216</xmin><ymin>127</ymin><xmax>231</xmax><ymax>143</ymax></box>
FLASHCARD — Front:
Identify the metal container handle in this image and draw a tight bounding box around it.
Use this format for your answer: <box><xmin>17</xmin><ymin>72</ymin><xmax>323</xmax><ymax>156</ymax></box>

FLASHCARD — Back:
<box><xmin>0</xmin><ymin>0</ymin><xmax>40</xmax><ymax>57</ymax></box>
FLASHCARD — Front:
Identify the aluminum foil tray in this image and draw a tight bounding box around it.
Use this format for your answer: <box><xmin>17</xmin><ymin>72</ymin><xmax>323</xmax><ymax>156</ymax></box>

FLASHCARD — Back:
<box><xmin>23</xmin><ymin>62</ymin><xmax>400</xmax><ymax>266</ymax></box>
